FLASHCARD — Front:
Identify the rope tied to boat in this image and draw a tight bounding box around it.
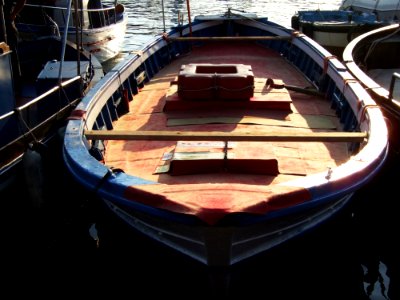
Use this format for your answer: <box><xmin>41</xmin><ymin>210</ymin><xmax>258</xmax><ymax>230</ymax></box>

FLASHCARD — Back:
<box><xmin>68</xmin><ymin>109</ymin><xmax>87</xmax><ymax>120</ymax></box>
<box><xmin>359</xmin><ymin>103</ymin><xmax>380</xmax><ymax>122</ymax></box>
<box><xmin>67</xmin><ymin>109</ymin><xmax>91</xmax><ymax>133</ymax></box>
<box><xmin>94</xmin><ymin>166</ymin><xmax>125</xmax><ymax>194</ymax></box>
<box><xmin>323</xmin><ymin>55</ymin><xmax>337</xmax><ymax>74</ymax></box>
<box><xmin>291</xmin><ymin>30</ymin><xmax>303</xmax><ymax>37</ymax></box>
<box><xmin>291</xmin><ymin>30</ymin><xmax>304</xmax><ymax>40</ymax></box>
<box><xmin>162</xmin><ymin>32</ymin><xmax>170</xmax><ymax>42</ymax></box>
<box><xmin>58</xmin><ymin>84</ymin><xmax>78</xmax><ymax>115</ymax></box>
<box><xmin>342</xmin><ymin>78</ymin><xmax>359</xmax><ymax>96</ymax></box>
<box><xmin>13</xmin><ymin>107</ymin><xmax>39</xmax><ymax>145</ymax></box>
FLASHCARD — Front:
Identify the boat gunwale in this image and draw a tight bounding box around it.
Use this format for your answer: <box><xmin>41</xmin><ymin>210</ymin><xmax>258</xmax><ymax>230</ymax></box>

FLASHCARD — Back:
<box><xmin>63</xmin><ymin>15</ymin><xmax>388</xmax><ymax>225</ymax></box>
<box><xmin>343</xmin><ymin>23</ymin><xmax>400</xmax><ymax>103</ymax></box>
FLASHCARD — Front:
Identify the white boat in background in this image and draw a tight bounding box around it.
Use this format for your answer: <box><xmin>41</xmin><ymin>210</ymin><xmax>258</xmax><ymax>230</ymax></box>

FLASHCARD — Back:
<box><xmin>340</xmin><ymin>0</ymin><xmax>400</xmax><ymax>22</ymax></box>
<box><xmin>343</xmin><ymin>23</ymin><xmax>400</xmax><ymax>156</ymax></box>
<box><xmin>291</xmin><ymin>10</ymin><xmax>384</xmax><ymax>56</ymax></box>
<box><xmin>16</xmin><ymin>0</ymin><xmax>128</xmax><ymax>63</ymax></box>
<box><xmin>291</xmin><ymin>0</ymin><xmax>400</xmax><ymax>56</ymax></box>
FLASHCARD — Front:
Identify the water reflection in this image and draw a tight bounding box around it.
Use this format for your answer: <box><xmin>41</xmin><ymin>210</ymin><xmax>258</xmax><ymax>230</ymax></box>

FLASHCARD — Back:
<box><xmin>85</xmin><ymin>161</ymin><xmax>397</xmax><ymax>299</ymax></box>
<box><xmin>114</xmin><ymin>0</ymin><xmax>342</xmax><ymax>53</ymax></box>
<box><xmin>90</xmin><ymin>201</ymin><xmax>366</xmax><ymax>298</ymax></box>
<box><xmin>350</xmin><ymin>161</ymin><xmax>399</xmax><ymax>299</ymax></box>
<box><xmin>4</xmin><ymin>152</ymin><xmax>396</xmax><ymax>298</ymax></box>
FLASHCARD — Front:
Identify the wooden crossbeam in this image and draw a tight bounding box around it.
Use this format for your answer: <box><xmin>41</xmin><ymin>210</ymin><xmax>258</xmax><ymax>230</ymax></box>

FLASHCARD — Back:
<box><xmin>167</xmin><ymin>36</ymin><xmax>292</xmax><ymax>42</ymax></box>
<box><xmin>84</xmin><ymin>130</ymin><xmax>367</xmax><ymax>142</ymax></box>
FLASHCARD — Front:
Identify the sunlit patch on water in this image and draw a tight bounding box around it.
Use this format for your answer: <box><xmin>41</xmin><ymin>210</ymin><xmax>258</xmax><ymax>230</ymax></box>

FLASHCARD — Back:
<box><xmin>116</xmin><ymin>0</ymin><xmax>342</xmax><ymax>56</ymax></box>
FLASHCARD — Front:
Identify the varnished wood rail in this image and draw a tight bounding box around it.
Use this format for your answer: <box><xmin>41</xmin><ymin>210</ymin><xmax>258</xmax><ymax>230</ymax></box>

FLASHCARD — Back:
<box><xmin>84</xmin><ymin>130</ymin><xmax>367</xmax><ymax>142</ymax></box>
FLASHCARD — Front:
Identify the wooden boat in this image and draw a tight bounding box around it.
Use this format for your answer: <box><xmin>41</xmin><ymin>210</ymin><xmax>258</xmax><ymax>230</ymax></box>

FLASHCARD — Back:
<box><xmin>291</xmin><ymin>9</ymin><xmax>385</xmax><ymax>56</ymax></box>
<box><xmin>0</xmin><ymin>10</ymin><xmax>103</xmax><ymax>194</ymax></box>
<box><xmin>15</xmin><ymin>0</ymin><xmax>127</xmax><ymax>63</ymax></box>
<box><xmin>63</xmin><ymin>7</ymin><xmax>388</xmax><ymax>266</ymax></box>
<box><xmin>343</xmin><ymin>23</ymin><xmax>400</xmax><ymax>156</ymax></box>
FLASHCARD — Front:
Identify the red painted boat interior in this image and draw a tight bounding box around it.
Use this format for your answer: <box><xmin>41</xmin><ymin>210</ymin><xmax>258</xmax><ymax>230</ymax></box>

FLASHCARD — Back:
<box><xmin>103</xmin><ymin>42</ymin><xmax>350</xmax><ymax>224</ymax></box>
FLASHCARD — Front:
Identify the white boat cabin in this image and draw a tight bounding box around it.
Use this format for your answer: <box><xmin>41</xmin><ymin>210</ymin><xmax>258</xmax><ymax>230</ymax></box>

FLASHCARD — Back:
<box><xmin>49</xmin><ymin>0</ymin><xmax>107</xmax><ymax>29</ymax></box>
<box><xmin>340</xmin><ymin>0</ymin><xmax>400</xmax><ymax>21</ymax></box>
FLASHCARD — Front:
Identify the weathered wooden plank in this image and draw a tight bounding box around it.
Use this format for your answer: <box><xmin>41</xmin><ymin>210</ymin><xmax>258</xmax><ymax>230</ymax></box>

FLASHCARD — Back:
<box><xmin>84</xmin><ymin>130</ymin><xmax>367</xmax><ymax>142</ymax></box>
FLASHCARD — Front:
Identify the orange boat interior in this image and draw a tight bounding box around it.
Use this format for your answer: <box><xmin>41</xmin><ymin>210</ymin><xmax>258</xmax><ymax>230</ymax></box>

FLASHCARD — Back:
<box><xmin>102</xmin><ymin>42</ymin><xmax>351</xmax><ymax>224</ymax></box>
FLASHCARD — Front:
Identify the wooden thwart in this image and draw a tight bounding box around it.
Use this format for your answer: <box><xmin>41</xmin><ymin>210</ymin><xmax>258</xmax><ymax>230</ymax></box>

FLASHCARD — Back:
<box><xmin>167</xmin><ymin>36</ymin><xmax>292</xmax><ymax>42</ymax></box>
<box><xmin>84</xmin><ymin>130</ymin><xmax>367</xmax><ymax>142</ymax></box>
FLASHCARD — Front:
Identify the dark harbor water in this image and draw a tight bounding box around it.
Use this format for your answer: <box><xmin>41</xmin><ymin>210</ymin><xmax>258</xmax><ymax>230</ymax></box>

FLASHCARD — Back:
<box><xmin>3</xmin><ymin>152</ymin><xmax>399</xmax><ymax>298</ymax></box>
<box><xmin>2</xmin><ymin>1</ymin><xmax>399</xmax><ymax>298</ymax></box>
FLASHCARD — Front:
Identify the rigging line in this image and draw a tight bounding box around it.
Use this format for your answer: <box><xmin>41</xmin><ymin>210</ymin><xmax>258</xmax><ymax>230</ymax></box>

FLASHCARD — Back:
<box><xmin>14</xmin><ymin>108</ymin><xmax>39</xmax><ymax>144</ymax></box>
<box><xmin>58</xmin><ymin>0</ymin><xmax>74</xmax><ymax>84</ymax></box>
<box><xmin>73</xmin><ymin>0</ymin><xmax>82</xmax><ymax>76</ymax></box>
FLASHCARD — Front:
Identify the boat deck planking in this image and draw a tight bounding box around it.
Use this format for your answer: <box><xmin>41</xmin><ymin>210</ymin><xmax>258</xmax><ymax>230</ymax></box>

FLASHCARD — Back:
<box><xmin>103</xmin><ymin>42</ymin><xmax>351</xmax><ymax>183</ymax></box>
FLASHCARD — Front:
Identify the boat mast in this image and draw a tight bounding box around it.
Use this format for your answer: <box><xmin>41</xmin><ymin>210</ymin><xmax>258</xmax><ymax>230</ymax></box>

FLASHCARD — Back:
<box><xmin>58</xmin><ymin>0</ymin><xmax>83</xmax><ymax>83</ymax></box>
<box><xmin>374</xmin><ymin>0</ymin><xmax>380</xmax><ymax>12</ymax></box>
<box><xmin>186</xmin><ymin>0</ymin><xmax>192</xmax><ymax>36</ymax></box>
<box><xmin>72</xmin><ymin>0</ymin><xmax>81</xmax><ymax>76</ymax></box>
<box><xmin>0</xmin><ymin>0</ymin><xmax>6</xmax><ymax>42</ymax></box>
<box><xmin>58</xmin><ymin>0</ymin><xmax>73</xmax><ymax>83</ymax></box>
<box><xmin>161</xmin><ymin>0</ymin><xmax>165</xmax><ymax>32</ymax></box>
